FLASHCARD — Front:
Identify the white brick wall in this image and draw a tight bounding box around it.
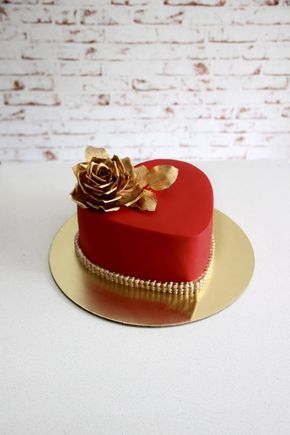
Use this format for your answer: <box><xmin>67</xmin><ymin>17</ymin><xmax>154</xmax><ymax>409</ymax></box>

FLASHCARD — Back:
<box><xmin>0</xmin><ymin>0</ymin><xmax>290</xmax><ymax>162</ymax></box>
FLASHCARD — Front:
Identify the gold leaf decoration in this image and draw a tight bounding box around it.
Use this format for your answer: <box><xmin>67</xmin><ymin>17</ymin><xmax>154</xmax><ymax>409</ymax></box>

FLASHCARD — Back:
<box><xmin>71</xmin><ymin>147</ymin><xmax>178</xmax><ymax>212</ymax></box>
<box><xmin>132</xmin><ymin>189</ymin><xmax>157</xmax><ymax>211</ymax></box>
<box><xmin>147</xmin><ymin>165</ymin><xmax>179</xmax><ymax>191</ymax></box>
<box><xmin>134</xmin><ymin>165</ymin><xmax>149</xmax><ymax>188</ymax></box>
<box><xmin>85</xmin><ymin>146</ymin><xmax>109</xmax><ymax>162</ymax></box>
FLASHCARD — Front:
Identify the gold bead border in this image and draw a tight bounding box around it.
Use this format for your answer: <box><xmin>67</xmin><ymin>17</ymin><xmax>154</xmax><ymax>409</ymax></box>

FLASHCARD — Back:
<box><xmin>74</xmin><ymin>234</ymin><xmax>215</xmax><ymax>296</ymax></box>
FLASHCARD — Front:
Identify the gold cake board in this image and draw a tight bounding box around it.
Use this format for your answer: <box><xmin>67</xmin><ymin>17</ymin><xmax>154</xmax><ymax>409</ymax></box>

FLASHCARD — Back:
<box><xmin>49</xmin><ymin>210</ymin><xmax>255</xmax><ymax>327</ymax></box>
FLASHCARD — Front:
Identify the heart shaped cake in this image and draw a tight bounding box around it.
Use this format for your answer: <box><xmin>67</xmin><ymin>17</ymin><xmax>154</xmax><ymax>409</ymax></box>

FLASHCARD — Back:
<box><xmin>71</xmin><ymin>148</ymin><xmax>214</xmax><ymax>294</ymax></box>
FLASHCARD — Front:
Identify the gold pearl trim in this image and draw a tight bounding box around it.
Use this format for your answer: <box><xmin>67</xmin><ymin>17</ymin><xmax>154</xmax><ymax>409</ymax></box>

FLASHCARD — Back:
<box><xmin>74</xmin><ymin>234</ymin><xmax>215</xmax><ymax>296</ymax></box>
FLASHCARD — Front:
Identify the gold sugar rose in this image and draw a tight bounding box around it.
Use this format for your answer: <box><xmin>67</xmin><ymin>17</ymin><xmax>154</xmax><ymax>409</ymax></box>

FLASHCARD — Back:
<box><xmin>71</xmin><ymin>146</ymin><xmax>178</xmax><ymax>212</ymax></box>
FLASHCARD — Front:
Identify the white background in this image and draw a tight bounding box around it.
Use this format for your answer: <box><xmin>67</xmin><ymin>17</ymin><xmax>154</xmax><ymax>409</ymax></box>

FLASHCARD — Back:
<box><xmin>1</xmin><ymin>160</ymin><xmax>289</xmax><ymax>434</ymax></box>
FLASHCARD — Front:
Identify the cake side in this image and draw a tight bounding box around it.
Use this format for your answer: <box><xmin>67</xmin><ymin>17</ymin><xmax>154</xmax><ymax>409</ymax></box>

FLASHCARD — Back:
<box><xmin>77</xmin><ymin>159</ymin><xmax>213</xmax><ymax>283</ymax></box>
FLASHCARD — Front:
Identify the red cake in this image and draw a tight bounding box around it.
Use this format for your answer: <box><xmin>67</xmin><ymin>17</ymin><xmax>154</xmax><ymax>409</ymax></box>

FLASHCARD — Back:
<box><xmin>71</xmin><ymin>148</ymin><xmax>214</xmax><ymax>294</ymax></box>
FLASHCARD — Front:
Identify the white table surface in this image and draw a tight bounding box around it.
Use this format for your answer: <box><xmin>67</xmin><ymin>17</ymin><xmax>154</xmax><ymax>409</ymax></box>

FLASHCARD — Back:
<box><xmin>0</xmin><ymin>160</ymin><xmax>290</xmax><ymax>435</ymax></box>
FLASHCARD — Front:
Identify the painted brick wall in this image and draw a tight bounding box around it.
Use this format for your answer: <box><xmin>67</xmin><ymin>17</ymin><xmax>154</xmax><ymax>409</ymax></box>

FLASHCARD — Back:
<box><xmin>0</xmin><ymin>0</ymin><xmax>290</xmax><ymax>162</ymax></box>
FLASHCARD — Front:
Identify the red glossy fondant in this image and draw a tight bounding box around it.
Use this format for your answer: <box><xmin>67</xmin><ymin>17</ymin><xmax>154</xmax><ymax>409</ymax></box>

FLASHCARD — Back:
<box><xmin>77</xmin><ymin>159</ymin><xmax>213</xmax><ymax>282</ymax></box>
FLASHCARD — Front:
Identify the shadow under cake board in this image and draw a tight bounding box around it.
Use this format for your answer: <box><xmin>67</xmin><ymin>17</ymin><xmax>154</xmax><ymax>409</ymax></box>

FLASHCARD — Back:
<box><xmin>49</xmin><ymin>210</ymin><xmax>255</xmax><ymax>327</ymax></box>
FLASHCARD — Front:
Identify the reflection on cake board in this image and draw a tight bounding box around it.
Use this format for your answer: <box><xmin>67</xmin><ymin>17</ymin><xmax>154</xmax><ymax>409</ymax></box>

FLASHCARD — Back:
<box><xmin>49</xmin><ymin>210</ymin><xmax>255</xmax><ymax>327</ymax></box>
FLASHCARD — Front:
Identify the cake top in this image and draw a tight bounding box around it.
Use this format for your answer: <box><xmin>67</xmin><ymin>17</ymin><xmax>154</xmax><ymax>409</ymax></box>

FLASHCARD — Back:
<box><xmin>71</xmin><ymin>147</ymin><xmax>213</xmax><ymax>237</ymax></box>
<box><xmin>90</xmin><ymin>158</ymin><xmax>213</xmax><ymax>238</ymax></box>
